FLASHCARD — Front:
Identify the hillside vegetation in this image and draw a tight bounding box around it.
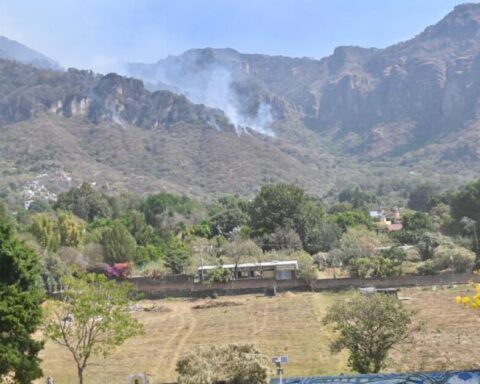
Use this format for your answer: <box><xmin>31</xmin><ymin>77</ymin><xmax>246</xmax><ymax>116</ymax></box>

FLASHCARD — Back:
<box><xmin>3</xmin><ymin>5</ymin><xmax>480</xmax><ymax>200</ymax></box>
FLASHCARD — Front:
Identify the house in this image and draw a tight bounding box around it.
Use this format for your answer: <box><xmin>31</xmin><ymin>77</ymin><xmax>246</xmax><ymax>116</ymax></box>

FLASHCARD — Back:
<box><xmin>198</xmin><ymin>260</ymin><xmax>299</xmax><ymax>281</ymax></box>
<box><xmin>387</xmin><ymin>223</ymin><xmax>403</xmax><ymax>232</ymax></box>
<box><xmin>369</xmin><ymin>210</ymin><xmax>385</xmax><ymax>220</ymax></box>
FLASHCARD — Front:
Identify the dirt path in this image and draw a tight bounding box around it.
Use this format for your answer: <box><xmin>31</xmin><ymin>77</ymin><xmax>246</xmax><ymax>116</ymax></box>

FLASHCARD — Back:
<box><xmin>150</xmin><ymin>304</ymin><xmax>188</xmax><ymax>371</ymax></box>
<box><xmin>167</xmin><ymin>304</ymin><xmax>198</xmax><ymax>373</ymax></box>
<box><xmin>253</xmin><ymin>299</ymin><xmax>269</xmax><ymax>336</ymax></box>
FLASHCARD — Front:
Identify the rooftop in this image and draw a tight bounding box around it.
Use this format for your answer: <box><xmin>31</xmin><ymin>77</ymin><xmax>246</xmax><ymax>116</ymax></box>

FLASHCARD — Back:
<box><xmin>199</xmin><ymin>260</ymin><xmax>299</xmax><ymax>271</ymax></box>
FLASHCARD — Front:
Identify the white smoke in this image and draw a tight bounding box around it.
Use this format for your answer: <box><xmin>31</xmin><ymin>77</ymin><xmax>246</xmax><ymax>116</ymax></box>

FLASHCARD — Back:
<box><xmin>127</xmin><ymin>62</ymin><xmax>275</xmax><ymax>136</ymax></box>
<box><xmin>108</xmin><ymin>103</ymin><xmax>127</xmax><ymax>131</ymax></box>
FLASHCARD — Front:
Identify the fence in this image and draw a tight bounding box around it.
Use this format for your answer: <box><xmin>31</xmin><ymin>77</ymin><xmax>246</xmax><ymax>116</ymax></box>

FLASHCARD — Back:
<box><xmin>129</xmin><ymin>272</ymin><xmax>480</xmax><ymax>299</ymax></box>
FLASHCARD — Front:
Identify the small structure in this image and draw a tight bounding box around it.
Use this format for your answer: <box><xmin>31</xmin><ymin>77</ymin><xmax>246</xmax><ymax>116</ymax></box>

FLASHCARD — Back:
<box><xmin>359</xmin><ymin>286</ymin><xmax>399</xmax><ymax>296</ymax></box>
<box><xmin>128</xmin><ymin>373</ymin><xmax>148</xmax><ymax>384</ymax></box>
<box><xmin>199</xmin><ymin>260</ymin><xmax>298</xmax><ymax>281</ymax></box>
<box><xmin>369</xmin><ymin>210</ymin><xmax>385</xmax><ymax>220</ymax></box>
<box><xmin>387</xmin><ymin>223</ymin><xmax>403</xmax><ymax>232</ymax></box>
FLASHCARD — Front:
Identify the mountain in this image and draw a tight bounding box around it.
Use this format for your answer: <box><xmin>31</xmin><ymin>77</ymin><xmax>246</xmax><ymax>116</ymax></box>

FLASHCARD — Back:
<box><xmin>126</xmin><ymin>3</ymin><xmax>480</xmax><ymax>167</ymax></box>
<box><xmin>0</xmin><ymin>60</ymin><xmax>353</xmax><ymax>203</ymax></box>
<box><xmin>2</xmin><ymin>4</ymin><xmax>480</xmax><ymax>205</ymax></box>
<box><xmin>0</xmin><ymin>36</ymin><xmax>60</xmax><ymax>70</ymax></box>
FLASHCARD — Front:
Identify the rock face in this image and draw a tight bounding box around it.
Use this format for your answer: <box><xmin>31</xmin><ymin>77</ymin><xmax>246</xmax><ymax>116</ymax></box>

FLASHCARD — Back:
<box><xmin>127</xmin><ymin>4</ymin><xmax>480</xmax><ymax>161</ymax></box>
<box><xmin>0</xmin><ymin>59</ymin><xmax>344</xmax><ymax>198</ymax></box>
<box><xmin>2</xmin><ymin>4</ymin><xmax>480</xmax><ymax>199</ymax></box>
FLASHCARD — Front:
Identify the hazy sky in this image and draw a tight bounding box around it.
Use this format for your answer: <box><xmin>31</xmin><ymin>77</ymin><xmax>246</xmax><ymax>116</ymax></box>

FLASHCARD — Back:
<box><xmin>0</xmin><ymin>0</ymin><xmax>469</xmax><ymax>72</ymax></box>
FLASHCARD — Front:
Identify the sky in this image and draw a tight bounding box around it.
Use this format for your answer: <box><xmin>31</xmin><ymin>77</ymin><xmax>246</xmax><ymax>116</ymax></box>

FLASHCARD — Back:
<box><xmin>0</xmin><ymin>0</ymin><xmax>471</xmax><ymax>72</ymax></box>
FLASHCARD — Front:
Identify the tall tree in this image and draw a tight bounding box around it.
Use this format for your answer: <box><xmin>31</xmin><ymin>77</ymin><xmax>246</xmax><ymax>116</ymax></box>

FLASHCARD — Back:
<box><xmin>58</xmin><ymin>213</ymin><xmax>85</xmax><ymax>247</ymax></box>
<box><xmin>408</xmin><ymin>183</ymin><xmax>437</xmax><ymax>212</ymax></box>
<box><xmin>29</xmin><ymin>213</ymin><xmax>60</xmax><ymax>251</ymax></box>
<box><xmin>43</xmin><ymin>273</ymin><xmax>144</xmax><ymax>384</ymax></box>
<box><xmin>101</xmin><ymin>220</ymin><xmax>137</xmax><ymax>264</ymax></box>
<box><xmin>224</xmin><ymin>236</ymin><xmax>262</xmax><ymax>279</ymax></box>
<box><xmin>164</xmin><ymin>238</ymin><xmax>191</xmax><ymax>274</ymax></box>
<box><xmin>141</xmin><ymin>193</ymin><xmax>194</xmax><ymax>227</ymax></box>
<box><xmin>451</xmin><ymin>179</ymin><xmax>480</xmax><ymax>223</ymax></box>
<box><xmin>55</xmin><ymin>182</ymin><xmax>111</xmax><ymax>222</ymax></box>
<box><xmin>0</xmin><ymin>222</ymin><xmax>44</xmax><ymax>383</ymax></box>
<box><xmin>250</xmin><ymin>183</ymin><xmax>307</xmax><ymax>237</ymax></box>
<box><xmin>323</xmin><ymin>294</ymin><xmax>411</xmax><ymax>374</ymax></box>
<box><xmin>209</xmin><ymin>196</ymin><xmax>250</xmax><ymax>235</ymax></box>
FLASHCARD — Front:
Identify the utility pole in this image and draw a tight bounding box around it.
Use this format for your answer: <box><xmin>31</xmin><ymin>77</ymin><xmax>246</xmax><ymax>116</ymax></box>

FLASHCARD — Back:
<box><xmin>194</xmin><ymin>244</ymin><xmax>212</xmax><ymax>283</ymax></box>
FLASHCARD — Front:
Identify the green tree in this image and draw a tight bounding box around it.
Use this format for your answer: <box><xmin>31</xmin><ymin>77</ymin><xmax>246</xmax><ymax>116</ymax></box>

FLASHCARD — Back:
<box><xmin>402</xmin><ymin>211</ymin><xmax>433</xmax><ymax>232</ymax></box>
<box><xmin>29</xmin><ymin>213</ymin><xmax>60</xmax><ymax>251</ymax></box>
<box><xmin>206</xmin><ymin>260</ymin><xmax>232</xmax><ymax>284</ymax></box>
<box><xmin>262</xmin><ymin>226</ymin><xmax>303</xmax><ymax>251</ymax></box>
<box><xmin>451</xmin><ymin>180</ymin><xmax>480</xmax><ymax>223</ymax></box>
<box><xmin>408</xmin><ymin>183</ymin><xmax>437</xmax><ymax>212</ymax></box>
<box><xmin>164</xmin><ymin>238</ymin><xmax>191</xmax><ymax>274</ymax></box>
<box><xmin>323</xmin><ymin>294</ymin><xmax>411</xmax><ymax>374</ymax></box>
<box><xmin>417</xmin><ymin>232</ymin><xmax>447</xmax><ymax>260</ymax></box>
<box><xmin>391</xmin><ymin>212</ymin><xmax>434</xmax><ymax>244</ymax></box>
<box><xmin>303</xmin><ymin>219</ymin><xmax>342</xmax><ymax>253</ymax></box>
<box><xmin>0</xmin><ymin>200</ymin><xmax>14</xmax><ymax>226</ymax></box>
<box><xmin>0</xmin><ymin>222</ymin><xmax>44</xmax><ymax>383</ymax></box>
<box><xmin>141</xmin><ymin>193</ymin><xmax>195</xmax><ymax>227</ymax></box>
<box><xmin>329</xmin><ymin>210</ymin><xmax>372</xmax><ymax>232</ymax></box>
<box><xmin>431</xmin><ymin>244</ymin><xmax>475</xmax><ymax>273</ymax></box>
<box><xmin>135</xmin><ymin>243</ymin><xmax>163</xmax><ymax>265</ymax></box>
<box><xmin>58</xmin><ymin>213</ymin><xmax>85</xmax><ymax>247</ymax></box>
<box><xmin>55</xmin><ymin>182</ymin><xmax>111</xmax><ymax>222</ymax></box>
<box><xmin>298</xmin><ymin>199</ymin><xmax>325</xmax><ymax>250</ymax></box>
<box><xmin>294</xmin><ymin>251</ymin><xmax>318</xmax><ymax>289</ymax></box>
<box><xmin>250</xmin><ymin>183</ymin><xmax>307</xmax><ymax>237</ymax></box>
<box><xmin>122</xmin><ymin>210</ymin><xmax>155</xmax><ymax>246</ymax></box>
<box><xmin>101</xmin><ymin>220</ymin><xmax>137</xmax><ymax>264</ymax></box>
<box><xmin>176</xmin><ymin>344</ymin><xmax>271</xmax><ymax>384</ymax></box>
<box><xmin>43</xmin><ymin>273</ymin><xmax>144</xmax><ymax>384</ymax></box>
<box><xmin>339</xmin><ymin>186</ymin><xmax>377</xmax><ymax>209</ymax></box>
<box><xmin>209</xmin><ymin>196</ymin><xmax>250</xmax><ymax>235</ymax></box>
<box><xmin>336</xmin><ymin>227</ymin><xmax>388</xmax><ymax>266</ymax></box>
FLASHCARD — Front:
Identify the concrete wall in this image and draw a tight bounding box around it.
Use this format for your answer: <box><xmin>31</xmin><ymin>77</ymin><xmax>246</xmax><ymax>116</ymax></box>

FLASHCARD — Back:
<box><xmin>129</xmin><ymin>272</ymin><xmax>480</xmax><ymax>299</ymax></box>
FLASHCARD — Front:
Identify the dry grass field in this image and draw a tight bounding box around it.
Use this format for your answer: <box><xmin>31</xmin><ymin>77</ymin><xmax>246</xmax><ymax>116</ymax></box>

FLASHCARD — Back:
<box><xmin>36</xmin><ymin>285</ymin><xmax>480</xmax><ymax>384</ymax></box>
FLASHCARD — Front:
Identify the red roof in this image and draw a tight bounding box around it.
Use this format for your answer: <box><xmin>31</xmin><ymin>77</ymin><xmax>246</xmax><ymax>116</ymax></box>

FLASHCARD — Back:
<box><xmin>388</xmin><ymin>223</ymin><xmax>403</xmax><ymax>232</ymax></box>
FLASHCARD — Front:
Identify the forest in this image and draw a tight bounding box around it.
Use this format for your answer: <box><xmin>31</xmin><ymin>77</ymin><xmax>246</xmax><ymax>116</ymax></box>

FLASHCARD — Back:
<box><xmin>1</xmin><ymin>178</ymin><xmax>479</xmax><ymax>290</ymax></box>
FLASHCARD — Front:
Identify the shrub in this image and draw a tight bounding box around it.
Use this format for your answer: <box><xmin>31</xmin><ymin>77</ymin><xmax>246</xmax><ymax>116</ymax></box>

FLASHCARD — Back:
<box><xmin>176</xmin><ymin>344</ymin><xmax>271</xmax><ymax>384</ymax></box>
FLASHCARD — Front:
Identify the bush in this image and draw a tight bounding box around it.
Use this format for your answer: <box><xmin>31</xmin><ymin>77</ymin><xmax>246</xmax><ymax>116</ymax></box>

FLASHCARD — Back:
<box><xmin>433</xmin><ymin>245</ymin><xmax>475</xmax><ymax>273</ymax></box>
<box><xmin>176</xmin><ymin>344</ymin><xmax>271</xmax><ymax>384</ymax></box>
<box><xmin>416</xmin><ymin>245</ymin><xmax>475</xmax><ymax>274</ymax></box>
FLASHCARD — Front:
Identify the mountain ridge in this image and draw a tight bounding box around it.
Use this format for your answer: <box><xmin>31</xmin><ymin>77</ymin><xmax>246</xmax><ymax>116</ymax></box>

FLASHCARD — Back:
<box><xmin>2</xmin><ymin>5</ymin><xmax>480</xmax><ymax>205</ymax></box>
<box><xmin>0</xmin><ymin>35</ymin><xmax>60</xmax><ymax>70</ymax></box>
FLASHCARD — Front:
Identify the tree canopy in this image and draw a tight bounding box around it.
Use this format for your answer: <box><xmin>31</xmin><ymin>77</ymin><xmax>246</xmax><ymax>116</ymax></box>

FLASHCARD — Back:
<box><xmin>323</xmin><ymin>294</ymin><xmax>411</xmax><ymax>374</ymax></box>
<box><xmin>43</xmin><ymin>273</ymin><xmax>144</xmax><ymax>384</ymax></box>
<box><xmin>0</xmin><ymin>222</ymin><xmax>44</xmax><ymax>384</ymax></box>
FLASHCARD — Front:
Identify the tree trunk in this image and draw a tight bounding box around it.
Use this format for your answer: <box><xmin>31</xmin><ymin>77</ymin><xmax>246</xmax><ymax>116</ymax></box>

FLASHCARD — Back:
<box><xmin>78</xmin><ymin>366</ymin><xmax>84</xmax><ymax>384</ymax></box>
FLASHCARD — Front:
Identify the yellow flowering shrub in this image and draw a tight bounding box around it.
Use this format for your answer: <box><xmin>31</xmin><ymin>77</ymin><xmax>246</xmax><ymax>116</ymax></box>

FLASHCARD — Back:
<box><xmin>456</xmin><ymin>272</ymin><xmax>480</xmax><ymax>309</ymax></box>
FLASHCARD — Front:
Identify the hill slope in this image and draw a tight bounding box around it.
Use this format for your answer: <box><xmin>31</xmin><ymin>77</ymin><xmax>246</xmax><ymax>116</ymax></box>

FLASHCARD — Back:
<box><xmin>3</xmin><ymin>5</ymin><xmax>480</xmax><ymax>203</ymax></box>
<box><xmin>127</xmin><ymin>3</ymin><xmax>480</xmax><ymax>168</ymax></box>
<box><xmin>0</xmin><ymin>36</ymin><xmax>60</xmax><ymax>70</ymax></box>
<box><xmin>0</xmin><ymin>61</ymin><xmax>353</xmax><ymax>202</ymax></box>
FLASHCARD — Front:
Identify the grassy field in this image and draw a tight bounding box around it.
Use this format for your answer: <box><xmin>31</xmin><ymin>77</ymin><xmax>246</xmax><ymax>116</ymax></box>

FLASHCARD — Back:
<box><xmin>36</xmin><ymin>285</ymin><xmax>480</xmax><ymax>384</ymax></box>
